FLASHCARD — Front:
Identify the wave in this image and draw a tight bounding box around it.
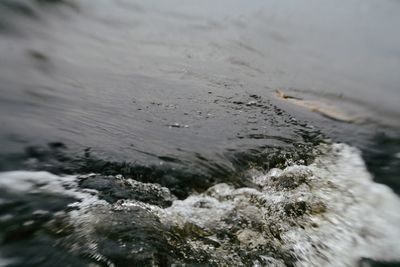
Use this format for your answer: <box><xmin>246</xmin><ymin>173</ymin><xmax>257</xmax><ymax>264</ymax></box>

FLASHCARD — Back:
<box><xmin>0</xmin><ymin>143</ymin><xmax>399</xmax><ymax>266</ymax></box>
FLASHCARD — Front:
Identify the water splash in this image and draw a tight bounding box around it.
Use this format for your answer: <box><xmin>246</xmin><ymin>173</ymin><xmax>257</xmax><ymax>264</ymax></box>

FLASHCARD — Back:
<box><xmin>0</xmin><ymin>143</ymin><xmax>399</xmax><ymax>266</ymax></box>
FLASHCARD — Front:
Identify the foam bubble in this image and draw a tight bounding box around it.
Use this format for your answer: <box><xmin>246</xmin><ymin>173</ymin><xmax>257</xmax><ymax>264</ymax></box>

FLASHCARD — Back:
<box><xmin>161</xmin><ymin>143</ymin><xmax>400</xmax><ymax>266</ymax></box>
<box><xmin>0</xmin><ymin>144</ymin><xmax>399</xmax><ymax>266</ymax></box>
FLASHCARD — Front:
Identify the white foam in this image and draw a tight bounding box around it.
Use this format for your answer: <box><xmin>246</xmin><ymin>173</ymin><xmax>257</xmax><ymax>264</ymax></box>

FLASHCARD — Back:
<box><xmin>0</xmin><ymin>171</ymin><xmax>75</xmax><ymax>193</ymax></box>
<box><xmin>0</xmin><ymin>143</ymin><xmax>399</xmax><ymax>266</ymax></box>
<box><xmin>1</xmin><ymin>171</ymin><xmax>106</xmax><ymax>206</ymax></box>
<box><xmin>281</xmin><ymin>144</ymin><xmax>400</xmax><ymax>266</ymax></box>
<box><xmin>162</xmin><ymin>143</ymin><xmax>400</xmax><ymax>266</ymax></box>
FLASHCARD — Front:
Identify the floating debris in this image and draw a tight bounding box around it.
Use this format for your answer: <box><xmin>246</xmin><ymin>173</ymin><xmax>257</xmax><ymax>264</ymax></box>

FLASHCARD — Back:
<box><xmin>275</xmin><ymin>89</ymin><xmax>361</xmax><ymax>123</ymax></box>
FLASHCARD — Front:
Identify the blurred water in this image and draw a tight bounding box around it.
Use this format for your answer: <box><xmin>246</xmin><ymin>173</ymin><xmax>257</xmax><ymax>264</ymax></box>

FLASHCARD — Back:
<box><xmin>1</xmin><ymin>0</ymin><xmax>399</xmax><ymax>190</ymax></box>
<box><xmin>0</xmin><ymin>1</ymin><xmax>399</xmax><ymax>266</ymax></box>
<box><xmin>1</xmin><ymin>0</ymin><xmax>399</xmax><ymax>152</ymax></box>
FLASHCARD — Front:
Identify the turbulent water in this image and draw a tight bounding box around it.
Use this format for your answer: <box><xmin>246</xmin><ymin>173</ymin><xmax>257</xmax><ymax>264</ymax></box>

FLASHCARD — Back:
<box><xmin>0</xmin><ymin>0</ymin><xmax>400</xmax><ymax>266</ymax></box>
<box><xmin>1</xmin><ymin>144</ymin><xmax>400</xmax><ymax>266</ymax></box>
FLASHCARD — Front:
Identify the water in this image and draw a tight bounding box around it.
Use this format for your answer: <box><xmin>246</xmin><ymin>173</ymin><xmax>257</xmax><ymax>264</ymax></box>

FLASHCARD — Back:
<box><xmin>0</xmin><ymin>0</ymin><xmax>399</xmax><ymax>266</ymax></box>
<box><xmin>1</xmin><ymin>144</ymin><xmax>400</xmax><ymax>266</ymax></box>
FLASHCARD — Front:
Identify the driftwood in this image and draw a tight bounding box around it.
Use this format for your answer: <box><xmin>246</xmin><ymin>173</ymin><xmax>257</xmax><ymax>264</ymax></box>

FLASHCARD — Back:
<box><xmin>275</xmin><ymin>89</ymin><xmax>361</xmax><ymax>123</ymax></box>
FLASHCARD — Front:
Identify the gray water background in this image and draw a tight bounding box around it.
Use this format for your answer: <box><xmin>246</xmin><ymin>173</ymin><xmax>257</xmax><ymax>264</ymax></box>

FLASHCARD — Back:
<box><xmin>0</xmin><ymin>0</ymin><xmax>399</xmax><ymax>185</ymax></box>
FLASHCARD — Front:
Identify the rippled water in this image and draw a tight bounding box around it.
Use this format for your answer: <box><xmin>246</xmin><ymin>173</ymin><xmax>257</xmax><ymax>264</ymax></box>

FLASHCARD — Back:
<box><xmin>0</xmin><ymin>0</ymin><xmax>399</xmax><ymax>266</ymax></box>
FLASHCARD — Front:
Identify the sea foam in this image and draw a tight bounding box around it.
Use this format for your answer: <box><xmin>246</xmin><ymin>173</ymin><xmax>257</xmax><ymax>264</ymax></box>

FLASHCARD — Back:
<box><xmin>0</xmin><ymin>144</ymin><xmax>399</xmax><ymax>266</ymax></box>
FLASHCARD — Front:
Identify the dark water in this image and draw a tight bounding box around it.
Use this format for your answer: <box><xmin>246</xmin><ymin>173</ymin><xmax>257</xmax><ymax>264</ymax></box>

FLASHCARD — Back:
<box><xmin>0</xmin><ymin>0</ymin><xmax>399</xmax><ymax>266</ymax></box>
<box><xmin>0</xmin><ymin>0</ymin><xmax>399</xmax><ymax>191</ymax></box>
